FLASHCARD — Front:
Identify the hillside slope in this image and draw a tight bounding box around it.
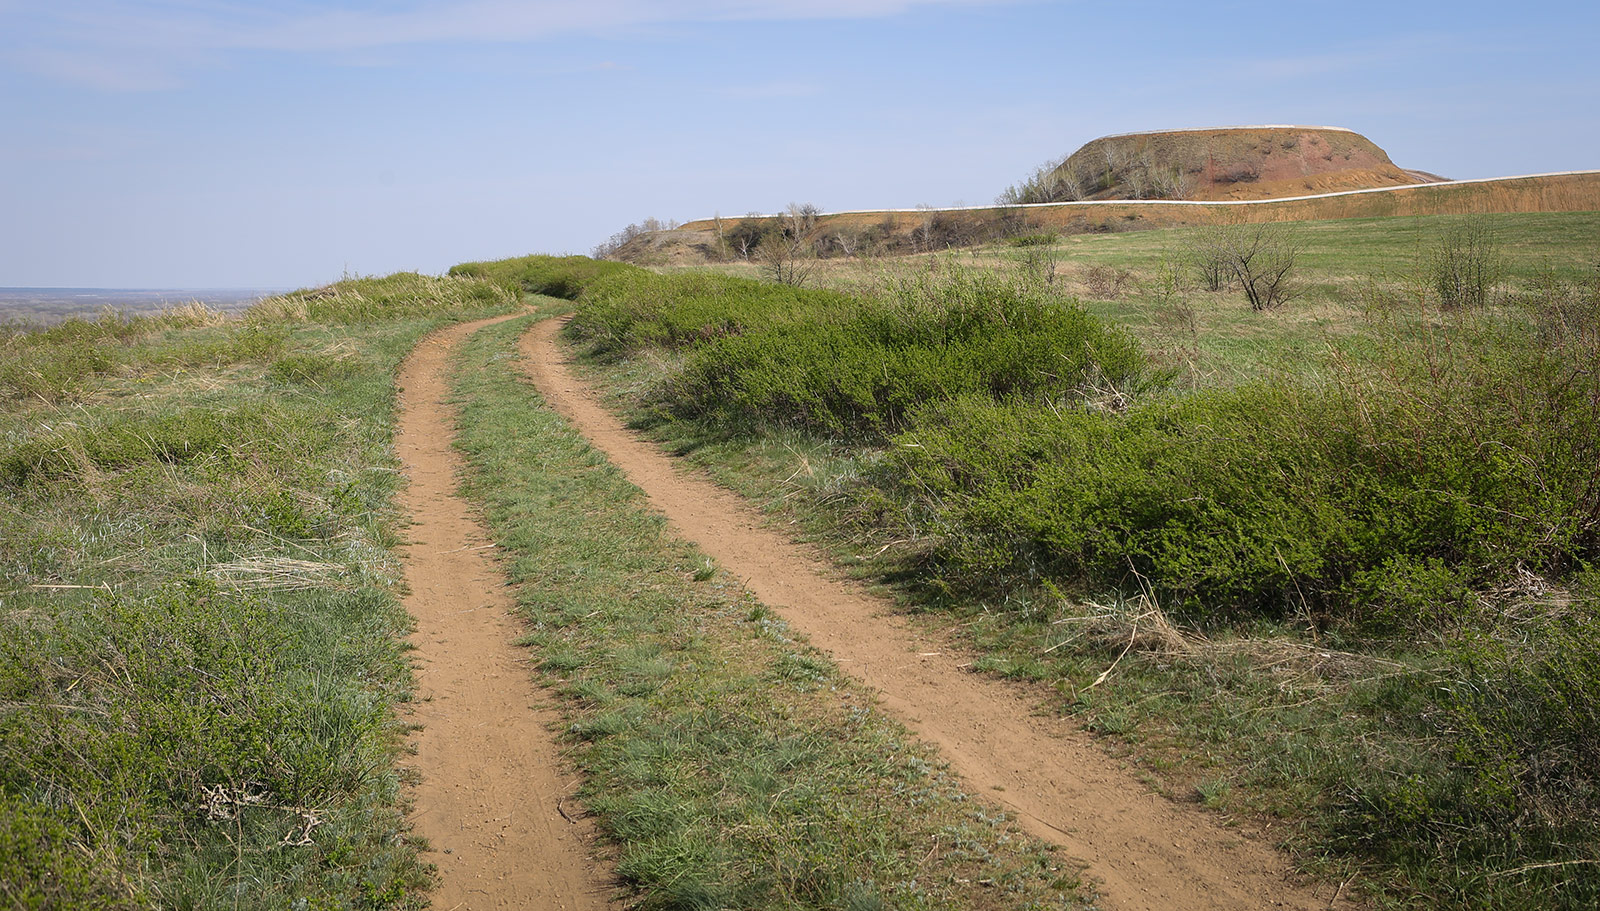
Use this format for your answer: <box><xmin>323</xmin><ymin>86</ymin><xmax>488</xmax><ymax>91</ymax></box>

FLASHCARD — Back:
<box><xmin>1046</xmin><ymin>125</ymin><xmax>1433</xmax><ymax>202</ymax></box>
<box><xmin>616</xmin><ymin>171</ymin><xmax>1600</xmax><ymax>265</ymax></box>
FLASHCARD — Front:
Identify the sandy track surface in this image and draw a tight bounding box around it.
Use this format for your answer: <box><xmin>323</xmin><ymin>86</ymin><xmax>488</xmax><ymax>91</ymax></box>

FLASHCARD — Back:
<box><xmin>521</xmin><ymin>317</ymin><xmax>1353</xmax><ymax>911</ymax></box>
<box><xmin>397</xmin><ymin>316</ymin><xmax>611</xmax><ymax>911</ymax></box>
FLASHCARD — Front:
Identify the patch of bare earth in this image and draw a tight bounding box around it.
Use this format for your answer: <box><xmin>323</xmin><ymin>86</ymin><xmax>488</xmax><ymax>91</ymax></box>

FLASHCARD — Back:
<box><xmin>397</xmin><ymin>315</ymin><xmax>611</xmax><ymax>911</ymax></box>
<box><xmin>521</xmin><ymin>317</ymin><xmax>1358</xmax><ymax>911</ymax></box>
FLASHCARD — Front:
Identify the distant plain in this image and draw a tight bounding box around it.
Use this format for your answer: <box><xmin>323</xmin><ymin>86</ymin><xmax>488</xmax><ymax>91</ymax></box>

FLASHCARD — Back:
<box><xmin>0</xmin><ymin>288</ymin><xmax>283</xmax><ymax>325</ymax></box>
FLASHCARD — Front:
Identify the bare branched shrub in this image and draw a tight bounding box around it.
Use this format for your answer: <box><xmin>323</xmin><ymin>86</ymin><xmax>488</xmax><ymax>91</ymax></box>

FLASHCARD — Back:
<box><xmin>1429</xmin><ymin>221</ymin><xmax>1503</xmax><ymax>310</ymax></box>
<box><xmin>758</xmin><ymin>231</ymin><xmax>813</xmax><ymax>287</ymax></box>
<box><xmin>1192</xmin><ymin>223</ymin><xmax>1301</xmax><ymax>310</ymax></box>
<box><xmin>1016</xmin><ymin>243</ymin><xmax>1060</xmax><ymax>288</ymax></box>
<box><xmin>592</xmin><ymin>217</ymin><xmax>680</xmax><ymax>259</ymax></box>
<box><xmin>1188</xmin><ymin>231</ymin><xmax>1234</xmax><ymax>292</ymax></box>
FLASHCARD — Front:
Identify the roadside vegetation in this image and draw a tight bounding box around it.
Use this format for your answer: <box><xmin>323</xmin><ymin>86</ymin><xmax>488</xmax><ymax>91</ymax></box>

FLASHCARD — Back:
<box><xmin>0</xmin><ymin>274</ymin><xmax>513</xmax><ymax>909</ymax></box>
<box><xmin>539</xmin><ymin>210</ymin><xmax>1600</xmax><ymax>909</ymax></box>
<box><xmin>7</xmin><ymin>206</ymin><xmax>1594</xmax><ymax>910</ymax></box>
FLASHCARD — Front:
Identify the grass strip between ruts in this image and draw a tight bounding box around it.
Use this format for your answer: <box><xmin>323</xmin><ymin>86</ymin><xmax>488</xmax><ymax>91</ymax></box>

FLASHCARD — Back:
<box><xmin>446</xmin><ymin>311</ymin><xmax>1087</xmax><ymax>911</ymax></box>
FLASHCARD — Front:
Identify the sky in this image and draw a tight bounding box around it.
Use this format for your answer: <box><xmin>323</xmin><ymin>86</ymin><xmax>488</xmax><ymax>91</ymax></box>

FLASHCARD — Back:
<box><xmin>2</xmin><ymin>0</ymin><xmax>1596</xmax><ymax>289</ymax></box>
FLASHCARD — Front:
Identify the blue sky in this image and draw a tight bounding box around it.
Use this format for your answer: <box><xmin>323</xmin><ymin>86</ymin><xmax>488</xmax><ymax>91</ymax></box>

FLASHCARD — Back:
<box><xmin>2</xmin><ymin>0</ymin><xmax>1596</xmax><ymax>288</ymax></box>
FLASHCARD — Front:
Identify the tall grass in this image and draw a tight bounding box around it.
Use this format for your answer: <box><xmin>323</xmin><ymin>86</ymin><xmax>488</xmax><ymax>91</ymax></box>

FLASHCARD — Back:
<box><xmin>0</xmin><ymin>305</ymin><xmax>278</xmax><ymax>404</ymax></box>
<box><xmin>246</xmin><ymin>272</ymin><xmax>514</xmax><ymax>325</ymax></box>
<box><xmin>0</xmin><ymin>272</ymin><xmax>512</xmax><ymax>908</ymax></box>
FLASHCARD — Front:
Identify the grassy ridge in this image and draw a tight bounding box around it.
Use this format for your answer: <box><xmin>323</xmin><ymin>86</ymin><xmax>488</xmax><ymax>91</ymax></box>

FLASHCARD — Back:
<box><xmin>447</xmin><ymin>313</ymin><xmax>1086</xmax><ymax>911</ymax></box>
<box><xmin>0</xmin><ymin>274</ymin><xmax>513</xmax><ymax>908</ymax></box>
<box><xmin>521</xmin><ymin>220</ymin><xmax>1600</xmax><ymax>910</ymax></box>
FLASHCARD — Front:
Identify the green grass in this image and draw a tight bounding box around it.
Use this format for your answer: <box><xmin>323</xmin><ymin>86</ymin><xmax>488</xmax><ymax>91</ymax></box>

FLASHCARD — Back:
<box><xmin>0</xmin><ymin>273</ymin><xmax>515</xmax><ymax>909</ymax></box>
<box><xmin>549</xmin><ymin>215</ymin><xmax>1600</xmax><ymax>910</ymax></box>
<box><xmin>933</xmin><ymin>211</ymin><xmax>1600</xmax><ymax>386</ymax></box>
<box><xmin>446</xmin><ymin>311</ymin><xmax>1088</xmax><ymax>911</ymax></box>
<box><xmin>447</xmin><ymin>253</ymin><xmax>641</xmax><ymax>299</ymax></box>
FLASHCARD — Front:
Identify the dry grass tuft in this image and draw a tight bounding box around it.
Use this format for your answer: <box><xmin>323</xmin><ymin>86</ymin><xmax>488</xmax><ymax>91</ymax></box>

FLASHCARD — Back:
<box><xmin>209</xmin><ymin>556</ymin><xmax>350</xmax><ymax>592</ymax></box>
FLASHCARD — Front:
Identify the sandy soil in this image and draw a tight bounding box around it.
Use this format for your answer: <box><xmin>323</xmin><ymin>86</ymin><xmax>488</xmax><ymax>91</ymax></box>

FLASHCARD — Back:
<box><xmin>521</xmin><ymin>316</ymin><xmax>1358</xmax><ymax>911</ymax></box>
<box><xmin>396</xmin><ymin>316</ymin><xmax>611</xmax><ymax>911</ymax></box>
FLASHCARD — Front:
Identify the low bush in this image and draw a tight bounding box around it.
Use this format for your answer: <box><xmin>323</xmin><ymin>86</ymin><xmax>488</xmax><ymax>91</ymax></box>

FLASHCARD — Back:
<box><xmin>567</xmin><ymin>270</ymin><xmax>859</xmax><ymax>358</ymax></box>
<box><xmin>874</xmin><ymin>312</ymin><xmax>1599</xmax><ymax>628</ymax></box>
<box><xmin>1008</xmin><ymin>233</ymin><xmax>1059</xmax><ymax>248</ymax></box>
<box><xmin>447</xmin><ymin>254</ymin><xmax>639</xmax><ymax>299</ymax></box>
<box><xmin>661</xmin><ymin>272</ymin><xmax>1152</xmax><ymax>437</ymax></box>
<box><xmin>1429</xmin><ymin>221</ymin><xmax>1503</xmax><ymax>311</ymax></box>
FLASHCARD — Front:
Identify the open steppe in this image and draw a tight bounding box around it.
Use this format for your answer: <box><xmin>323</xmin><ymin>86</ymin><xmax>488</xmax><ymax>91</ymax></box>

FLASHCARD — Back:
<box><xmin>4</xmin><ymin>202</ymin><xmax>1597</xmax><ymax>911</ymax></box>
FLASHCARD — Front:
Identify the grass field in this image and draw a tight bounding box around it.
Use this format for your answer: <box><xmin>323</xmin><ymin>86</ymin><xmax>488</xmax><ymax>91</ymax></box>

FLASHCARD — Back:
<box><xmin>6</xmin><ymin>208</ymin><xmax>1594</xmax><ymax>910</ymax></box>
<box><xmin>2</xmin><ymin>274</ymin><xmax>1091</xmax><ymax>911</ymax></box>
<box><xmin>0</xmin><ymin>274</ymin><xmax>512</xmax><ymax>909</ymax></box>
<box><xmin>543</xmin><ymin>210</ymin><xmax>1600</xmax><ymax>910</ymax></box>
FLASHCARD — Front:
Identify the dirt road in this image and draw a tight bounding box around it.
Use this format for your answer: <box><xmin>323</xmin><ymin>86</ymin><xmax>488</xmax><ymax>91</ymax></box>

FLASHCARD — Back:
<box><xmin>396</xmin><ymin>315</ymin><xmax>610</xmax><ymax>911</ymax></box>
<box><xmin>521</xmin><ymin>316</ymin><xmax>1351</xmax><ymax>911</ymax></box>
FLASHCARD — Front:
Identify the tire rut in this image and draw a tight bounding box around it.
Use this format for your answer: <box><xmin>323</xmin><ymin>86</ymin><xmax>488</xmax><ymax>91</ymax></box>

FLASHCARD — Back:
<box><xmin>397</xmin><ymin>315</ymin><xmax>610</xmax><ymax>911</ymax></box>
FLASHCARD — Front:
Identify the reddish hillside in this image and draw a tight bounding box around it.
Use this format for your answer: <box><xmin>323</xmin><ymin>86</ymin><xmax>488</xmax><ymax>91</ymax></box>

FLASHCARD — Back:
<box><xmin>1049</xmin><ymin>125</ymin><xmax>1437</xmax><ymax>201</ymax></box>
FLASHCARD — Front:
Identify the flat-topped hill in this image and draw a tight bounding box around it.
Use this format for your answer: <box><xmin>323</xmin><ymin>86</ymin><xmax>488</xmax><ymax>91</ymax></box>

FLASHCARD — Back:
<box><xmin>1044</xmin><ymin>125</ymin><xmax>1437</xmax><ymax>202</ymax></box>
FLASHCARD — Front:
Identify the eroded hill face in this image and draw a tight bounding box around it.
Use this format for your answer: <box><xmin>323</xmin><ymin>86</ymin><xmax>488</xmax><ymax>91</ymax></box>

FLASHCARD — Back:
<box><xmin>1052</xmin><ymin>126</ymin><xmax>1434</xmax><ymax>201</ymax></box>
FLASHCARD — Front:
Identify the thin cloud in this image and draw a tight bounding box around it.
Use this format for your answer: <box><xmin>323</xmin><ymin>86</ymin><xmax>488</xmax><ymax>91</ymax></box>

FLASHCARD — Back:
<box><xmin>5</xmin><ymin>0</ymin><xmax>1031</xmax><ymax>89</ymax></box>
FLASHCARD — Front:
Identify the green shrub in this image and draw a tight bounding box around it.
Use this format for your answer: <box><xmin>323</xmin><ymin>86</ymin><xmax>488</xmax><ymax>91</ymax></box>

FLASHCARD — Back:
<box><xmin>447</xmin><ymin>254</ymin><xmax>640</xmax><ymax>299</ymax></box>
<box><xmin>568</xmin><ymin>270</ymin><xmax>859</xmax><ymax>358</ymax></box>
<box><xmin>875</xmin><ymin>310</ymin><xmax>1600</xmax><ymax>627</ymax></box>
<box><xmin>1007</xmin><ymin>232</ymin><xmax>1058</xmax><ymax>248</ymax></box>
<box><xmin>0</xmin><ymin>795</ymin><xmax>141</xmax><ymax>910</ymax></box>
<box><xmin>665</xmin><ymin>284</ymin><xmax>1149</xmax><ymax>437</ymax></box>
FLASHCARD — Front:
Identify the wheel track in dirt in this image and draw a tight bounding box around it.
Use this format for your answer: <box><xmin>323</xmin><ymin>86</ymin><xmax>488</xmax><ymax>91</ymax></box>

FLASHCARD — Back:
<box><xmin>397</xmin><ymin>315</ymin><xmax>610</xmax><ymax>911</ymax></box>
<box><xmin>520</xmin><ymin>316</ymin><xmax>1356</xmax><ymax>911</ymax></box>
